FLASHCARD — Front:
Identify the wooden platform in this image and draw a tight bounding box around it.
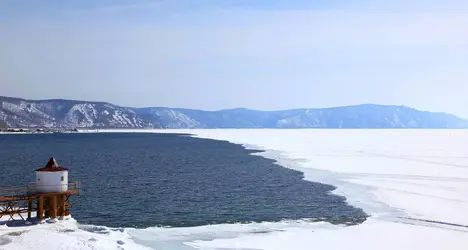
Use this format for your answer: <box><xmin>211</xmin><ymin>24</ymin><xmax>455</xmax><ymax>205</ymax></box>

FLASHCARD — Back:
<box><xmin>0</xmin><ymin>182</ymin><xmax>81</xmax><ymax>221</ymax></box>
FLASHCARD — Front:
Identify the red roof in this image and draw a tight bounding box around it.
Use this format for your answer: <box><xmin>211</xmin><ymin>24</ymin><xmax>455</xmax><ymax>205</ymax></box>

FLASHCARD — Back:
<box><xmin>35</xmin><ymin>157</ymin><xmax>69</xmax><ymax>172</ymax></box>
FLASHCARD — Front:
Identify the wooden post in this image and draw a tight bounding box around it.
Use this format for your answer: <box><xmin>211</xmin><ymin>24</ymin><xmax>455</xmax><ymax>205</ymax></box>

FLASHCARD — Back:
<box><xmin>51</xmin><ymin>195</ymin><xmax>57</xmax><ymax>219</ymax></box>
<box><xmin>37</xmin><ymin>196</ymin><xmax>44</xmax><ymax>220</ymax></box>
<box><xmin>61</xmin><ymin>195</ymin><xmax>66</xmax><ymax>217</ymax></box>
<box><xmin>27</xmin><ymin>199</ymin><xmax>32</xmax><ymax>220</ymax></box>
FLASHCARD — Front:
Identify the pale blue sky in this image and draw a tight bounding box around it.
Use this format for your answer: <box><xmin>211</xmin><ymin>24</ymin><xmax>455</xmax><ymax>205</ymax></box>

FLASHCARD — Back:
<box><xmin>1</xmin><ymin>1</ymin><xmax>468</xmax><ymax>117</ymax></box>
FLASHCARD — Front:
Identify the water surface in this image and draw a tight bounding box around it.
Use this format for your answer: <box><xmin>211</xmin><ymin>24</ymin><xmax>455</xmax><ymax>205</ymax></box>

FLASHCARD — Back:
<box><xmin>0</xmin><ymin>133</ymin><xmax>367</xmax><ymax>228</ymax></box>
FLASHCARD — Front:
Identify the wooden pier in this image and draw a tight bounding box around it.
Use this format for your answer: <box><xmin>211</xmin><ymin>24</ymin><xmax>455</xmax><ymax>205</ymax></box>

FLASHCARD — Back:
<box><xmin>0</xmin><ymin>182</ymin><xmax>81</xmax><ymax>221</ymax></box>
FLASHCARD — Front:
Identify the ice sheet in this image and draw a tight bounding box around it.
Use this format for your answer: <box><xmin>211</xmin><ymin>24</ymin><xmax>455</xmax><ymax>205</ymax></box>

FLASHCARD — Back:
<box><xmin>187</xmin><ymin>218</ymin><xmax>468</xmax><ymax>250</ymax></box>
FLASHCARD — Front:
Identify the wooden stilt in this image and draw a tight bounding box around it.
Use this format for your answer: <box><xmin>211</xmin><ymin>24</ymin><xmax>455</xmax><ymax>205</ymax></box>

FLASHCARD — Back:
<box><xmin>27</xmin><ymin>199</ymin><xmax>32</xmax><ymax>219</ymax></box>
<box><xmin>51</xmin><ymin>195</ymin><xmax>57</xmax><ymax>219</ymax></box>
<box><xmin>61</xmin><ymin>195</ymin><xmax>66</xmax><ymax>217</ymax></box>
<box><xmin>37</xmin><ymin>196</ymin><xmax>44</xmax><ymax>220</ymax></box>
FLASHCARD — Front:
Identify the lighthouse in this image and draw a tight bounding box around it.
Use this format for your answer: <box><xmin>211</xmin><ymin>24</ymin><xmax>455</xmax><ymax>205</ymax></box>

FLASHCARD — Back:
<box><xmin>35</xmin><ymin>157</ymin><xmax>69</xmax><ymax>193</ymax></box>
<box><xmin>31</xmin><ymin>157</ymin><xmax>79</xmax><ymax>221</ymax></box>
<box><xmin>0</xmin><ymin>157</ymin><xmax>81</xmax><ymax>224</ymax></box>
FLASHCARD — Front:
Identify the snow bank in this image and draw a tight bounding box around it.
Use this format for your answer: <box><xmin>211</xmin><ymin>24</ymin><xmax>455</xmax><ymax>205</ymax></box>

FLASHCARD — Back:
<box><xmin>0</xmin><ymin>214</ymin><xmax>151</xmax><ymax>250</ymax></box>
<box><xmin>127</xmin><ymin>219</ymin><xmax>335</xmax><ymax>249</ymax></box>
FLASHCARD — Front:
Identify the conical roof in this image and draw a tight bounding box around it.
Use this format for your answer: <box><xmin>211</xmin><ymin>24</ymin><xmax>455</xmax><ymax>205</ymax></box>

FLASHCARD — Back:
<box><xmin>35</xmin><ymin>157</ymin><xmax>69</xmax><ymax>172</ymax></box>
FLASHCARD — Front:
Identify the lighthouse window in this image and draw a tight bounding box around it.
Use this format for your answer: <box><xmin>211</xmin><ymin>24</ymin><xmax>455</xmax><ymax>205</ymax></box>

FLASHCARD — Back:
<box><xmin>61</xmin><ymin>176</ymin><xmax>64</xmax><ymax>181</ymax></box>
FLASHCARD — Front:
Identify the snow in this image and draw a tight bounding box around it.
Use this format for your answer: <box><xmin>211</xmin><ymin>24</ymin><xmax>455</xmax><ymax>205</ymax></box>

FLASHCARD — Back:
<box><xmin>112</xmin><ymin>110</ymin><xmax>125</xmax><ymax>125</ymax></box>
<box><xmin>2</xmin><ymin>129</ymin><xmax>468</xmax><ymax>250</ymax></box>
<box><xmin>2</xmin><ymin>102</ymin><xmax>23</xmax><ymax>114</ymax></box>
<box><xmin>187</xmin><ymin>218</ymin><xmax>468</xmax><ymax>250</ymax></box>
<box><xmin>276</xmin><ymin>116</ymin><xmax>307</xmax><ymax>128</ymax></box>
<box><xmin>155</xmin><ymin>109</ymin><xmax>200</xmax><ymax>128</ymax></box>
<box><xmin>122</xmin><ymin>114</ymin><xmax>133</xmax><ymax>126</ymax></box>
<box><xmin>0</xmin><ymin>214</ymin><xmax>151</xmax><ymax>250</ymax></box>
<box><xmin>1</xmin><ymin>101</ymin><xmax>52</xmax><ymax>120</ymax></box>
<box><xmin>65</xmin><ymin>104</ymin><xmax>96</xmax><ymax>127</ymax></box>
<box><xmin>110</xmin><ymin>109</ymin><xmax>139</xmax><ymax>127</ymax></box>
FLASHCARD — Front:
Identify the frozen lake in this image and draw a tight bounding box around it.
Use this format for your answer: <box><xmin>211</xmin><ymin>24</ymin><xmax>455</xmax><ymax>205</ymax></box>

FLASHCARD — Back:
<box><xmin>2</xmin><ymin>129</ymin><xmax>468</xmax><ymax>250</ymax></box>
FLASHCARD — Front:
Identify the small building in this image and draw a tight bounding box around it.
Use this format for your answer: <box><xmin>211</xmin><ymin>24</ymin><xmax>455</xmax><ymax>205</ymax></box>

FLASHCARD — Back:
<box><xmin>0</xmin><ymin>157</ymin><xmax>81</xmax><ymax>223</ymax></box>
<box><xmin>35</xmin><ymin>157</ymin><xmax>69</xmax><ymax>193</ymax></box>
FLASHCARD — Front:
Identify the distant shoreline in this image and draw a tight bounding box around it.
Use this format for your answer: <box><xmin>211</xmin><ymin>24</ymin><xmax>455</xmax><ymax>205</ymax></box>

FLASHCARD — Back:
<box><xmin>0</xmin><ymin>128</ymin><xmax>80</xmax><ymax>134</ymax></box>
<box><xmin>1</xmin><ymin>127</ymin><xmax>466</xmax><ymax>135</ymax></box>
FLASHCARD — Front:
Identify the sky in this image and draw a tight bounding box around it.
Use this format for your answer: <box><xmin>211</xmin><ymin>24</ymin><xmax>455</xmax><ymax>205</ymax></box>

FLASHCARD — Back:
<box><xmin>1</xmin><ymin>0</ymin><xmax>468</xmax><ymax>117</ymax></box>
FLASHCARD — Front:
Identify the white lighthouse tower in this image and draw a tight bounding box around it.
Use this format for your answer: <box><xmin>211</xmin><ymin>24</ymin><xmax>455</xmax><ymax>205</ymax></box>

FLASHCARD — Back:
<box><xmin>35</xmin><ymin>157</ymin><xmax>69</xmax><ymax>193</ymax></box>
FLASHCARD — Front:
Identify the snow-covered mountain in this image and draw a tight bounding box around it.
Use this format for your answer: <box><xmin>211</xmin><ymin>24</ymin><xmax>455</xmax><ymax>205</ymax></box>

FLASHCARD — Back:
<box><xmin>136</xmin><ymin>105</ymin><xmax>468</xmax><ymax>129</ymax></box>
<box><xmin>1</xmin><ymin>96</ymin><xmax>467</xmax><ymax>129</ymax></box>
<box><xmin>0</xmin><ymin>96</ymin><xmax>158</xmax><ymax>128</ymax></box>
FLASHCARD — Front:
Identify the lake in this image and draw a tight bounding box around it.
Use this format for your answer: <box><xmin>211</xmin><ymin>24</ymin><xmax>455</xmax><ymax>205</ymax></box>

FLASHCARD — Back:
<box><xmin>0</xmin><ymin>133</ymin><xmax>367</xmax><ymax>228</ymax></box>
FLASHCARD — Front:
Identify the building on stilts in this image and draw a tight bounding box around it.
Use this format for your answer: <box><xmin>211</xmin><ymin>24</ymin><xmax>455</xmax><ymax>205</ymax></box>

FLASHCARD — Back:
<box><xmin>0</xmin><ymin>157</ymin><xmax>81</xmax><ymax>224</ymax></box>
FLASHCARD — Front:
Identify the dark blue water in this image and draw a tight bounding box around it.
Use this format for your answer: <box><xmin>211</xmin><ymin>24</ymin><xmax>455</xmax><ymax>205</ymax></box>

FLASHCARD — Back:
<box><xmin>0</xmin><ymin>133</ymin><xmax>367</xmax><ymax>228</ymax></box>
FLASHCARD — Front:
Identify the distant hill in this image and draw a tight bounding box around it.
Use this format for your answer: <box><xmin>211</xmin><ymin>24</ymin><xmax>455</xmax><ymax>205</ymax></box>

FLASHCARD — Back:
<box><xmin>0</xmin><ymin>96</ymin><xmax>158</xmax><ymax>128</ymax></box>
<box><xmin>1</xmin><ymin>96</ymin><xmax>467</xmax><ymax>129</ymax></box>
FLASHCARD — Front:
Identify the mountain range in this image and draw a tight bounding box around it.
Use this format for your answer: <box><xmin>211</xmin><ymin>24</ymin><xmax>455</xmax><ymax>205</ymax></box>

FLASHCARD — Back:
<box><xmin>1</xmin><ymin>96</ymin><xmax>467</xmax><ymax>129</ymax></box>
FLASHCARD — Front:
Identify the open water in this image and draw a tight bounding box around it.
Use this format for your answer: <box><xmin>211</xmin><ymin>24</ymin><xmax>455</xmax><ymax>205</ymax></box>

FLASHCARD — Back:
<box><xmin>0</xmin><ymin>133</ymin><xmax>367</xmax><ymax>228</ymax></box>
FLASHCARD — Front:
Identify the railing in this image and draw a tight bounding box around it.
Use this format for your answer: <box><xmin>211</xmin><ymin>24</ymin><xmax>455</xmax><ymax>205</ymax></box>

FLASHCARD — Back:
<box><xmin>0</xmin><ymin>182</ymin><xmax>82</xmax><ymax>198</ymax></box>
<box><xmin>0</xmin><ymin>186</ymin><xmax>29</xmax><ymax>198</ymax></box>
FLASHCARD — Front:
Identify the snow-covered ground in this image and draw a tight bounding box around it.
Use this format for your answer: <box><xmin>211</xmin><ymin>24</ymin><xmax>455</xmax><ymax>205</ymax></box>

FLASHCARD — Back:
<box><xmin>1</xmin><ymin>129</ymin><xmax>468</xmax><ymax>250</ymax></box>
<box><xmin>0</xmin><ymin>213</ymin><xmax>151</xmax><ymax>250</ymax></box>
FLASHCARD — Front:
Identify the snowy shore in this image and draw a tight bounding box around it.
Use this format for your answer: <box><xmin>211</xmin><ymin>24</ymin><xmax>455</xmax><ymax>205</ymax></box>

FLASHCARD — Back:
<box><xmin>0</xmin><ymin>214</ymin><xmax>151</xmax><ymax>250</ymax></box>
<box><xmin>1</xmin><ymin>129</ymin><xmax>468</xmax><ymax>250</ymax></box>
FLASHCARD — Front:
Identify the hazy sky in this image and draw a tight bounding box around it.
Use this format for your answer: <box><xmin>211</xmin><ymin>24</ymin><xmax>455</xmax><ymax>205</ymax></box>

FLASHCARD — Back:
<box><xmin>1</xmin><ymin>1</ymin><xmax>468</xmax><ymax>117</ymax></box>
